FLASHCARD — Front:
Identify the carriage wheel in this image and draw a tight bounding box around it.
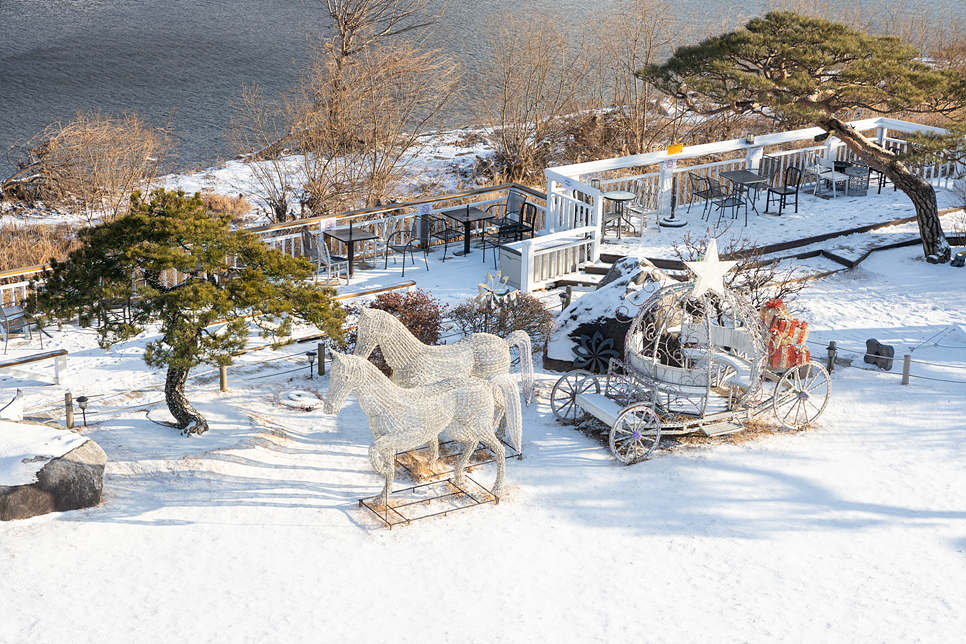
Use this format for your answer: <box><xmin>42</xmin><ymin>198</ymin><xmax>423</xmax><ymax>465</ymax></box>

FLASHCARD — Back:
<box><xmin>772</xmin><ymin>361</ymin><xmax>831</xmax><ymax>429</ymax></box>
<box><xmin>609</xmin><ymin>404</ymin><xmax>662</xmax><ymax>465</ymax></box>
<box><xmin>550</xmin><ymin>370</ymin><xmax>599</xmax><ymax>425</ymax></box>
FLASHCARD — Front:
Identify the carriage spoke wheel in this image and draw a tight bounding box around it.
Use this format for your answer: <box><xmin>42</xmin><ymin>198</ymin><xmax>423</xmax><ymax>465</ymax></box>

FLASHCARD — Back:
<box><xmin>609</xmin><ymin>404</ymin><xmax>662</xmax><ymax>465</ymax></box>
<box><xmin>550</xmin><ymin>370</ymin><xmax>599</xmax><ymax>425</ymax></box>
<box><xmin>773</xmin><ymin>361</ymin><xmax>831</xmax><ymax>429</ymax></box>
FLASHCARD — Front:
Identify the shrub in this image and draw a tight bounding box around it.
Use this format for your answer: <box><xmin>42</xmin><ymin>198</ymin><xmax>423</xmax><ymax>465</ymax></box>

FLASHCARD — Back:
<box><xmin>201</xmin><ymin>191</ymin><xmax>250</xmax><ymax>225</ymax></box>
<box><xmin>450</xmin><ymin>291</ymin><xmax>555</xmax><ymax>350</ymax></box>
<box><xmin>339</xmin><ymin>288</ymin><xmax>448</xmax><ymax>374</ymax></box>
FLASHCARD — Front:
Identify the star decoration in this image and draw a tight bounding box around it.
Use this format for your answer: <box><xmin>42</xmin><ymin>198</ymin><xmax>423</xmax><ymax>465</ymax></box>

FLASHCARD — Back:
<box><xmin>685</xmin><ymin>238</ymin><xmax>736</xmax><ymax>297</ymax></box>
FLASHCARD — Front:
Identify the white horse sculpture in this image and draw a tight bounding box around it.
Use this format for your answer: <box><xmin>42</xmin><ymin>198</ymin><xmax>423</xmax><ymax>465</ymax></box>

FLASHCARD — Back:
<box><xmin>353</xmin><ymin>308</ymin><xmax>534</xmax><ymax>402</ymax></box>
<box><xmin>323</xmin><ymin>352</ymin><xmax>522</xmax><ymax>506</ymax></box>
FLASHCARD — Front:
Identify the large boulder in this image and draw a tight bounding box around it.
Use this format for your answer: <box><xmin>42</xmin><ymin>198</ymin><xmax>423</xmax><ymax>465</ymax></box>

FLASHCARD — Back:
<box><xmin>0</xmin><ymin>422</ymin><xmax>107</xmax><ymax>521</ymax></box>
<box><xmin>544</xmin><ymin>257</ymin><xmax>671</xmax><ymax>373</ymax></box>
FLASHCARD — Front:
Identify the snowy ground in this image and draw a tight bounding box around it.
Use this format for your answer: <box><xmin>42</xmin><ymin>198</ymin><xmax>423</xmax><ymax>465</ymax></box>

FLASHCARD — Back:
<box><xmin>1</xmin><ymin>151</ymin><xmax>965</xmax><ymax>642</ymax></box>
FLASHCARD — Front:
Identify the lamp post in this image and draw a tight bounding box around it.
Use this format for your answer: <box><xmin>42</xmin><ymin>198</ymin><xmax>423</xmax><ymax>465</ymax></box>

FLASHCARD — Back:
<box><xmin>76</xmin><ymin>396</ymin><xmax>89</xmax><ymax>426</ymax></box>
<box><xmin>306</xmin><ymin>351</ymin><xmax>317</xmax><ymax>379</ymax></box>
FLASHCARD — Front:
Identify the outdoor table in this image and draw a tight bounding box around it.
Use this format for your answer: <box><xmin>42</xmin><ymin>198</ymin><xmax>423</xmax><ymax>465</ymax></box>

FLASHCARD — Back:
<box><xmin>442</xmin><ymin>206</ymin><xmax>494</xmax><ymax>256</ymax></box>
<box><xmin>719</xmin><ymin>169</ymin><xmax>769</xmax><ymax>215</ymax></box>
<box><xmin>602</xmin><ymin>190</ymin><xmax>636</xmax><ymax>239</ymax></box>
<box><xmin>323</xmin><ymin>225</ymin><xmax>378</xmax><ymax>278</ymax></box>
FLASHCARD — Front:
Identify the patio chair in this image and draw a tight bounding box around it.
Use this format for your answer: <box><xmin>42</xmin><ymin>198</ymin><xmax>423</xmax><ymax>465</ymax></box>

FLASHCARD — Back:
<box><xmin>627</xmin><ymin>182</ymin><xmax>658</xmax><ymax>231</ymax></box>
<box><xmin>430</xmin><ymin>215</ymin><xmax>463</xmax><ymax>261</ymax></box>
<box><xmin>686</xmin><ymin>172</ymin><xmax>726</xmax><ymax>219</ymax></box>
<box><xmin>765</xmin><ymin>166</ymin><xmax>803</xmax><ymax>215</ymax></box>
<box><xmin>711</xmin><ymin>181</ymin><xmax>747</xmax><ymax>226</ymax></box>
<box><xmin>1</xmin><ymin>304</ymin><xmax>42</xmax><ymax>354</ymax></box>
<box><xmin>510</xmin><ymin>201</ymin><xmax>537</xmax><ymax>240</ymax></box>
<box><xmin>751</xmin><ymin>155</ymin><xmax>782</xmax><ymax>203</ymax></box>
<box><xmin>383</xmin><ymin>227</ymin><xmax>428</xmax><ymax>277</ymax></box>
<box><xmin>805</xmin><ymin>152</ymin><xmax>849</xmax><ymax>197</ymax></box>
<box><xmin>301</xmin><ymin>227</ymin><xmax>349</xmax><ymax>285</ymax></box>
<box><xmin>482</xmin><ymin>205</ymin><xmax>521</xmax><ymax>269</ymax></box>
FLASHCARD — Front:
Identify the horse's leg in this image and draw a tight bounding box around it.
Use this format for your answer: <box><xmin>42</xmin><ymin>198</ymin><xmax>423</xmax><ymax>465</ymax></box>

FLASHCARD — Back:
<box><xmin>369</xmin><ymin>436</ymin><xmax>397</xmax><ymax>507</ymax></box>
<box><xmin>480</xmin><ymin>433</ymin><xmax>506</xmax><ymax>500</ymax></box>
<box><xmin>452</xmin><ymin>439</ymin><xmax>477</xmax><ymax>487</ymax></box>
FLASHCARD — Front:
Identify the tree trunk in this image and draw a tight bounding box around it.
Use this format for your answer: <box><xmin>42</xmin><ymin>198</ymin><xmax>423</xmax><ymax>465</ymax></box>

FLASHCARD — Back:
<box><xmin>164</xmin><ymin>366</ymin><xmax>209</xmax><ymax>436</ymax></box>
<box><xmin>819</xmin><ymin>117</ymin><xmax>951</xmax><ymax>264</ymax></box>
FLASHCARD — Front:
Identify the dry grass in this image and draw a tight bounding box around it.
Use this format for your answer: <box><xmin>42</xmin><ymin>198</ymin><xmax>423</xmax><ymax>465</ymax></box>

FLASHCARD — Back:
<box><xmin>201</xmin><ymin>191</ymin><xmax>251</xmax><ymax>225</ymax></box>
<box><xmin>0</xmin><ymin>221</ymin><xmax>81</xmax><ymax>272</ymax></box>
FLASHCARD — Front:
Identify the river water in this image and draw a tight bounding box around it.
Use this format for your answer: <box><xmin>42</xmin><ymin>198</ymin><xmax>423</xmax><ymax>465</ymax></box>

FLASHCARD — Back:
<box><xmin>1</xmin><ymin>0</ymin><xmax>961</xmax><ymax>177</ymax></box>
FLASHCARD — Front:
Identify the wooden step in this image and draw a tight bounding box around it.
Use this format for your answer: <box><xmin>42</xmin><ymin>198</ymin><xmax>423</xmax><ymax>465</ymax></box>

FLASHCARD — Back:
<box><xmin>699</xmin><ymin>421</ymin><xmax>744</xmax><ymax>437</ymax></box>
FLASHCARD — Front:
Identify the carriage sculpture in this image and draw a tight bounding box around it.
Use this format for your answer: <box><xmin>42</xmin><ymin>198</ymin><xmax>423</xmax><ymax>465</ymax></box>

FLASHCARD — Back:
<box><xmin>549</xmin><ymin>244</ymin><xmax>831</xmax><ymax>464</ymax></box>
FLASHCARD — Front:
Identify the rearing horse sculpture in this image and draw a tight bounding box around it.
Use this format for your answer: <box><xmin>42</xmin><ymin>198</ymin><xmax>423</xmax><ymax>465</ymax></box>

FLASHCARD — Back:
<box><xmin>323</xmin><ymin>352</ymin><xmax>521</xmax><ymax>506</ymax></box>
<box><xmin>353</xmin><ymin>308</ymin><xmax>534</xmax><ymax>403</ymax></box>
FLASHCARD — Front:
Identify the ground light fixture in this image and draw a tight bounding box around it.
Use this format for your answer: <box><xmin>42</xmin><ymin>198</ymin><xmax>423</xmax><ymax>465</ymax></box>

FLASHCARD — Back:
<box><xmin>306</xmin><ymin>351</ymin><xmax>317</xmax><ymax>378</ymax></box>
<box><xmin>76</xmin><ymin>395</ymin><xmax>89</xmax><ymax>426</ymax></box>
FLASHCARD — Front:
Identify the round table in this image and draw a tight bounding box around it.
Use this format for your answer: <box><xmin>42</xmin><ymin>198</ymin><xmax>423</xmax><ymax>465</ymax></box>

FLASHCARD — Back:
<box><xmin>602</xmin><ymin>190</ymin><xmax>637</xmax><ymax>239</ymax></box>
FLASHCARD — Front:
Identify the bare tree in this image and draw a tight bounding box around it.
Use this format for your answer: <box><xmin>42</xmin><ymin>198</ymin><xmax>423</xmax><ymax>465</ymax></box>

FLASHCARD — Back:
<box><xmin>593</xmin><ymin>0</ymin><xmax>680</xmax><ymax>156</ymax></box>
<box><xmin>228</xmin><ymin>0</ymin><xmax>456</xmax><ymax>217</ymax></box>
<box><xmin>4</xmin><ymin>111</ymin><xmax>172</xmax><ymax>225</ymax></box>
<box><xmin>473</xmin><ymin>10</ymin><xmax>596</xmax><ymax>183</ymax></box>
<box><xmin>296</xmin><ymin>37</ymin><xmax>459</xmax><ymax>212</ymax></box>
<box><xmin>227</xmin><ymin>86</ymin><xmax>305</xmax><ymax>223</ymax></box>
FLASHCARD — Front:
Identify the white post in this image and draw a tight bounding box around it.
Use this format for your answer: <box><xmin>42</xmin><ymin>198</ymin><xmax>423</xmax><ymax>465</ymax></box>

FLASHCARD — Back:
<box><xmin>746</xmin><ymin>146</ymin><xmax>763</xmax><ymax>170</ymax></box>
<box><xmin>545</xmin><ymin>176</ymin><xmax>556</xmax><ymax>233</ymax></box>
<box><xmin>519</xmin><ymin>239</ymin><xmax>535</xmax><ymax>293</ymax></box>
<box><xmin>53</xmin><ymin>353</ymin><xmax>67</xmax><ymax>386</ymax></box>
<box><xmin>657</xmin><ymin>159</ymin><xmax>675</xmax><ymax>220</ymax></box>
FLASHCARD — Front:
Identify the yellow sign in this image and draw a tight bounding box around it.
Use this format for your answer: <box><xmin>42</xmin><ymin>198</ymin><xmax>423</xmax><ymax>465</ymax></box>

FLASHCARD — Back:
<box><xmin>668</xmin><ymin>143</ymin><xmax>684</xmax><ymax>155</ymax></box>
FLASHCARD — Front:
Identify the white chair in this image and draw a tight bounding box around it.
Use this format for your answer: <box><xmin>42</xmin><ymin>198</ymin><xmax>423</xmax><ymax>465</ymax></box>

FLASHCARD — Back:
<box><xmin>1</xmin><ymin>304</ymin><xmax>42</xmax><ymax>354</ymax></box>
<box><xmin>627</xmin><ymin>181</ymin><xmax>659</xmax><ymax>231</ymax></box>
<box><xmin>805</xmin><ymin>152</ymin><xmax>850</xmax><ymax>198</ymax></box>
<box><xmin>301</xmin><ymin>228</ymin><xmax>349</xmax><ymax>285</ymax></box>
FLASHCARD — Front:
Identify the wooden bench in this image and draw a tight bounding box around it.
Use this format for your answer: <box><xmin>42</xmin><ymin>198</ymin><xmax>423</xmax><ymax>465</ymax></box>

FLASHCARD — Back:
<box><xmin>0</xmin><ymin>349</ymin><xmax>68</xmax><ymax>385</ymax></box>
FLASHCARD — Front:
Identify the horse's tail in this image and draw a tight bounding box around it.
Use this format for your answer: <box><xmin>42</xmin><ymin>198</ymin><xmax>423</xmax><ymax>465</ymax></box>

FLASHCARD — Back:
<box><xmin>489</xmin><ymin>373</ymin><xmax>522</xmax><ymax>453</ymax></box>
<box><xmin>505</xmin><ymin>330</ymin><xmax>534</xmax><ymax>405</ymax></box>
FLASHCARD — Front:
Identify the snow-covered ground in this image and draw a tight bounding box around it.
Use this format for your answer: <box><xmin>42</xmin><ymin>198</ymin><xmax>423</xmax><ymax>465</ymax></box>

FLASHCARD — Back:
<box><xmin>1</xmin><ymin>149</ymin><xmax>965</xmax><ymax>642</ymax></box>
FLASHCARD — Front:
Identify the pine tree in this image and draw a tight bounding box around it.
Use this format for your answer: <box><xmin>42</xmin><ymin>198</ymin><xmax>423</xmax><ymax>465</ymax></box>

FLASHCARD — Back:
<box><xmin>639</xmin><ymin>11</ymin><xmax>966</xmax><ymax>263</ymax></box>
<box><xmin>30</xmin><ymin>189</ymin><xmax>345</xmax><ymax>435</ymax></box>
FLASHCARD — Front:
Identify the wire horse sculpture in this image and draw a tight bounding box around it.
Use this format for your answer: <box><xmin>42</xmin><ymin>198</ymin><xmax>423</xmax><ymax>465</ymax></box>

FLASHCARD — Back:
<box><xmin>323</xmin><ymin>353</ymin><xmax>521</xmax><ymax>506</ymax></box>
<box><xmin>353</xmin><ymin>308</ymin><xmax>534</xmax><ymax>403</ymax></box>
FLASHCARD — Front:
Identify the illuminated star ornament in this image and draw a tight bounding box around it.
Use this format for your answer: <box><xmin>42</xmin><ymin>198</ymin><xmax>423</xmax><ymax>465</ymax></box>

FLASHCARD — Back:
<box><xmin>685</xmin><ymin>238</ymin><xmax>737</xmax><ymax>297</ymax></box>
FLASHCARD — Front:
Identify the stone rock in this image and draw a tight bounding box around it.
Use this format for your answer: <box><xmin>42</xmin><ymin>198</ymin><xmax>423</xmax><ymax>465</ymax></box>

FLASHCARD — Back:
<box><xmin>544</xmin><ymin>258</ymin><xmax>671</xmax><ymax>373</ymax></box>
<box><xmin>0</xmin><ymin>439</ymin><xmax>107</xmax><ymax>521</ymax></box>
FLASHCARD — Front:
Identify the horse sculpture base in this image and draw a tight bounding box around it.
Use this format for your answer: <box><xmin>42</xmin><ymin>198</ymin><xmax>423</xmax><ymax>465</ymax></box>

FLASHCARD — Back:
<box><xmin>359</xmin><ymin>473</ymin><xmax>499</xmax><ymax>529</ymax></box>
<box><xmin>394</xmin><ymin>437</ymin><xmax>522</xmax><ymax>485</ymax></box>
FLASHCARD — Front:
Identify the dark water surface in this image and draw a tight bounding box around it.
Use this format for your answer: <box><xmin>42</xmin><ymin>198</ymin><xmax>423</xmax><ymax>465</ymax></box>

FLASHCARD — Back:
<box><xmin>1</xmin><ymin>0</ymin><xmax>961</xmax><ymax>177</ymax></box>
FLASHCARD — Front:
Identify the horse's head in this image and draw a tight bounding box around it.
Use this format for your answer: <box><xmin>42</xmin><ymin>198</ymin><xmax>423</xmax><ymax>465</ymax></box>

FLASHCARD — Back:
<box><xmin>323</xmin><ymin>352</ymin><xmax>354</xmax><ymax>414</ymax></box>
<box><xmin>353</xmin><ymin>308</ymin><xmax>380</xmax><ymax>360</ymax></box>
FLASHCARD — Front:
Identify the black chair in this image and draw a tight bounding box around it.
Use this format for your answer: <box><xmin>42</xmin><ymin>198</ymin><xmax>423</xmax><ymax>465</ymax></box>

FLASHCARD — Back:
<box><xmin>511</xmin><ymin>201</ymin><xmax>537</xmax><ymax>240</ymax></box>
<box><xmin>765</xmin><ymin>166</ymin><xmax>803</xmax><ymax>215</ymax></box>
<box><xmin>751</xmin><ymin>155</ymin><xmax>781</xmax><ymax>204</ymax></box>
<box><xmin>712</xmin><ymin>181</ymin><xmax>747</xmax><ymax>226</ymax></box>
<box><xmin>687</xmin><ymin>172</ymin><xmax>726</xmax><ymax>219</ymax></box>
<box><xmin>430</xmin><ymin>215</ymin><xmax>463</xmax><ymax>261</ymax></box>
<box><xmin>482</xmin><ymin>206</ymin><xmax>521</xmax><ymax>269</ymax></box>
<box><xmin>384</xmin><ymin>228</ymin><xmax>428</xmax><ymax>277</ymax></box>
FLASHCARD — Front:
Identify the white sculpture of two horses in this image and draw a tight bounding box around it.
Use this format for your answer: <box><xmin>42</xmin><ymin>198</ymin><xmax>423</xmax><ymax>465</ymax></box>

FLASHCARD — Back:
<box><xmin>323</xmin><ymin>352</ymin><xmax>522</xmax><ymax>506</ymax></box>
<box><xmin>353</xmin><ymin>308</ymin><xmax>534</xmax><ymax>403</ymax></box>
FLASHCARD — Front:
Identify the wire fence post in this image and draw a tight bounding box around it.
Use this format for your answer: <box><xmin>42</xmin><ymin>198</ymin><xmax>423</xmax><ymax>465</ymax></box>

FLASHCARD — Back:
<box><xmin>65</xmin><ymin>392</ymin><xmax>74</xmax><ymax>429</ymax></box>
<box><xmin>219</xmin><ymin>365</ymin><xmax>227</xmax><ymax>392</ymax></box>
<box><xmin>826</xmin><ymin>341</ymin><xmax>836</xmax><ymax>373</ymax></box>
<box><xmin>318</xmin><ymin>342</ymin><xmax>325</xmax><ymax>376</ymax></box>
<box><xmin>901</xmin><ymin>354</ymin><xmax>911</xmax><ymax>385</ymax></box>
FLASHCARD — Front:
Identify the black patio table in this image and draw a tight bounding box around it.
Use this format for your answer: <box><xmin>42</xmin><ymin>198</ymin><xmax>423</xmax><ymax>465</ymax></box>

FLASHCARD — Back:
<box><xmin>441</xmin><ymin>205</ymin><xmax>494</xmax><ymax>256</ymax></box>
<box><xmin>323</xmin><ymin>225</ymin><xmax>378</xmax><ymax>278</ymax></box>
<box><xmin>719</xmin><ymin>169</ymin><xmax>769</xmax><ymax>216</ymax></box>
